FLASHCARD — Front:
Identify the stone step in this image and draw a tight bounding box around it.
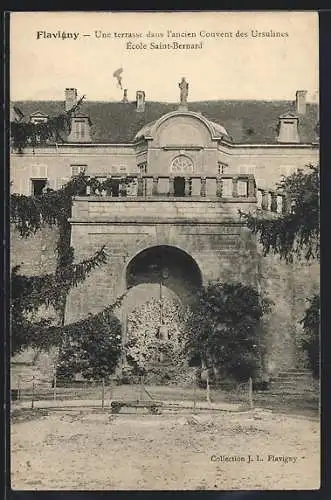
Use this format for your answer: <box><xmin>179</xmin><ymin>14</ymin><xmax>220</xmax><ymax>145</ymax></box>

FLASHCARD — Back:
<box><xmin>277</xmin><ymin>371</ymin><xmax>312</xmax><ymax>377</ymax></box>
<box><xmin>278</xmin><ymin>369</ymin><xmax>312</xmax><ymax>375</ymax></box>
<box><xmin>269</xmin><ymin>390</ymin><xmax>317</xmax><ymax>396</ymax></box>
<box><xmin>271</xmin><ymin>379</ymin><xmax>314</xmax><ymax>385</ymax></box>
<box><xmin>273</xmin><ymin>378</ymin><xmax>313</xmax><ymax>385</ymax></box>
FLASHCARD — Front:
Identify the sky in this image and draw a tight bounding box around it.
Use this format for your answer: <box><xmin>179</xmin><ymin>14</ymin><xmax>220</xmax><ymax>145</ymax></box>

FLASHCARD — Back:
<box><xmin>10</xmin><ymin>11</ymin><xmax>319</xmax><ymax>103</ymax></box>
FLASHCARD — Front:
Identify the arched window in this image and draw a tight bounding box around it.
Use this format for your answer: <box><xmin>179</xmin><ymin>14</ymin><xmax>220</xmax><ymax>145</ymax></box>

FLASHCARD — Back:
<box><xmin>171</xmin><ymin>155</ymin><xmax>194</xmax><ymax>174</ymax></box>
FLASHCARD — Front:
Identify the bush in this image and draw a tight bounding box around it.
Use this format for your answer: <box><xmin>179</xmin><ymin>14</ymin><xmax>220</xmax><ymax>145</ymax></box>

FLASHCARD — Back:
<box><xmin>57</xmin><ymin>313</ymin><xmax>122</xmax><ymax>382</ymax></box>
<box><xmin>300</xmin><ymin>293</ymin><xmax>320</xmax><ymax>378</ymax></box>
<box><xmin>185</xmin><ymin>282</ymin><xmax>271</xmax><ymax>382</ymax></box>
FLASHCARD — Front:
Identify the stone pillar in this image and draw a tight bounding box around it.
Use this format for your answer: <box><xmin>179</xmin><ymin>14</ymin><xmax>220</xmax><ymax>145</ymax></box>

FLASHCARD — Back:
<box><xmin>152</xmin><ymin>176</ymin><xmax>158</xmax><ymax>196</ymax></box>
<box><xmin>216</xmin><ymin>175</ymin><xmax>223</xmax><ymax>197</ymax></box>
<box><xmin>137</xmin><ymin>176</ymin><xmax>144</xmax><ymax>196</ymax></box>
<box><xmin>232</xmin><ymin>176</ymin><xmax>238</xmax><ymax>197</ymax></box>
<box><xmin>261</xmin><ymin>190</ymin><xmax>269</xmax><ymax>210</ymax></box>
<box><xmin>200</xmin><ymin>177</ymin><xmax>207</xmax><ymax>197</ymax></box>
<box><xmin>270</xmin><ymin>192</ymin><xmax>278</xmax><ymax>212</ymax></box>
<box><xmin>169</xmin><ymin>176</ymin><xmax>175</xmax><ymax>196</ymax></box>
<box><xmin>184</xmin><ymin>177</ymin><xmax>191</xmax><ymax>197</ymax></box>
<box><xmin>248</xmin><ymin>177</ymin><xmax>256</xmax><ymax>198</ymax></box>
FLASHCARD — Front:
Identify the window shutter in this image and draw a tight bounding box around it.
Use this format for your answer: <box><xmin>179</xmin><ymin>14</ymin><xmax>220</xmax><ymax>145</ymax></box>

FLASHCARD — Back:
<box><xmin>30</xmin><ymin>164</ymin><xmax>48</xmax><ymax>178</ymax></box>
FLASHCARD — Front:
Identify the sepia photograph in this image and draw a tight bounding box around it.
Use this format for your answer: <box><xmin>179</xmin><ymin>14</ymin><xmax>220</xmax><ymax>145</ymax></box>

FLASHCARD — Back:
<box><xmin>9</xmin><ymin>10</ymin><xmax>320</xmax><ymax>491</ymax></box>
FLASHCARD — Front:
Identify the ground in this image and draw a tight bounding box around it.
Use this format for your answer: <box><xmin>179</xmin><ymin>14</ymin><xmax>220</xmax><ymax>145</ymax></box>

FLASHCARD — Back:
<box><xmin>11</xmin><ymin>406</ymin><xmax>320</xmax><ymax>490</ymax></box>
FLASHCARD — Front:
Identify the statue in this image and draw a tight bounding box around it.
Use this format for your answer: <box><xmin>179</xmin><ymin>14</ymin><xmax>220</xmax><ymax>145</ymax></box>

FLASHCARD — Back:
<box><xmin>179</xmin><ymin>77</ymin><xmax>189</xmax><ymax>105</ymax></box>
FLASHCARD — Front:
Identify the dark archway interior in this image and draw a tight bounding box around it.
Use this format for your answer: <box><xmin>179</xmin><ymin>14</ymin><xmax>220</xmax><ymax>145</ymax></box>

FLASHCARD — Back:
<box><xmin>174</xmin><ymin>177</ymin><xmax>185</xmax><ymax>196</ymax></box>
<box><xmin>126</xmin><ymin>245</ymin><xmax>202</xmax><ymax>305</ymax></box>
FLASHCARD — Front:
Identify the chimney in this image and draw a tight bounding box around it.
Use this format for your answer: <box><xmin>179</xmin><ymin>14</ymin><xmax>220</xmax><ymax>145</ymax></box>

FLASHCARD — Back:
<box><xmin>122</xmin><ymin>89</ymin><xmax>128</xmax><ymax>103</ymax></box>
<box><xmin>295</xmin><ymin>90</ymin><xmax>307</xmax><ymax>115</ymax></box>
<box><xmin>277</xmin><ymin>112</ymin><xmax>300</xmax><ymax>143</ymax></box>
<box><xmin>136</xmin><ymin>90</ymin><xmax>145</xmax><ymax>112</ymax></box>
<box><xmin>65</xmin><ymin>88</ymin><xmax>78</xmax><ymax>112</ymax></box>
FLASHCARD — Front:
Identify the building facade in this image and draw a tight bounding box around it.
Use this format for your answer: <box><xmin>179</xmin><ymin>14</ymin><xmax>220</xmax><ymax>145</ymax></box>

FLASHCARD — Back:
<box><xmin>10</xmin><ymin>81</ymin><xmax>319</xmax><ymax>376</ymax></box>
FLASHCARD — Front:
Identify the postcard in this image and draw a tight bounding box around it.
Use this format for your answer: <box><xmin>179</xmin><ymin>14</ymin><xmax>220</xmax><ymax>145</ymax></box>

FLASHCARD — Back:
<box><xmin>9</xmin><ymin>10</ymin><xmax>320</xmax><ymax>491</ymax></box>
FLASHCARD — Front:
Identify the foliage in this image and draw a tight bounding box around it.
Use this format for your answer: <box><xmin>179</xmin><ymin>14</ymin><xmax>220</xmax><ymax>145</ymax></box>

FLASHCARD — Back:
<box><xmin>56</xmin><ymin>310</ymin><xmax>122</xmax><ymax>382</ymax></box>
<box><xmin>10</xmin><ymin>97</ymin><xmax>130</xmax><ymax>378</ymax></box>
<box><xmin>125</xmin><ymin>297</ymin><xmax>192</xmax><ymax>383</ymax></box>
<box><xmin>10</xmin><ymin>172</ymin><xmax>124</xmax><ymax>355</ymax></box>
<box><xmin>240</xmin><ymin>164</ymin><xmax>319</xmax><ymax>263</ymax></box>
<box><xmin>299</xmin><ymin>293</ymin><xmax>320</xmax><ymax>378</ymax></box>
<box><xmin>10</xmin><ymin>173</ymin><xmax>134</xmax><ymax>238</ymax></box>
<box><xmin>240</xmin><ymin>165</ymin><xmax>320</xmax><ymax>378</ymax></box>
<box><xmin>185</xmin><ymin>282</ymin><xmax>271</xmax><ymax>381</ymax></box>
<box><xmin>10</xmin><ymin>96</ymin><xmax>85</xmax><ymax>153</ymax></box>
<box><xmin>11</xmin><ymin>249</ymin><xmax>107</xmax><ymax>313</ymax></box>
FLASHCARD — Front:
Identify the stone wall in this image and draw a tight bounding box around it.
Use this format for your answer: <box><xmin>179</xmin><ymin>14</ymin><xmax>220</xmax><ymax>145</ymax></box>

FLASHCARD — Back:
<box><xmin>10</xmin><ymin>225</ymin><xmax>59</xmax><ymax>275</ymax></box>
<box><xmin>10</xmin><ymin>197</ymin><xmax>319</xmax><ymax>377</ymax></box>
<box><xmin>10</xmin><ymin>141</ymin><xmax>318</xmax><ymax>196</ymax></box>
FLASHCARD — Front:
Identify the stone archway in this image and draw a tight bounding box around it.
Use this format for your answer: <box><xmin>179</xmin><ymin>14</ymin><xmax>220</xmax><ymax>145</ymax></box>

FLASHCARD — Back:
<box><xmin>125</xmin><ymin>245</ymin><xmax>202</xmax><ymax>305</ymax></box>
<box><xmin>122</xmin><ymin>245</ymin><xmax>202</xmax><ymax>371</ymax></box>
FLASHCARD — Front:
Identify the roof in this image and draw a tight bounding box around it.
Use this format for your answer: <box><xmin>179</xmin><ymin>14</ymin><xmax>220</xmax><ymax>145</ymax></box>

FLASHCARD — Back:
<box><xmin>11</xmin><ymin>99</ymin><xmax>319</xmax><ymax>145</ymax></box>
<box><xmin>134</xmin><ymin>111</ymin><xmax>229</xmax><ymax>141</ymax></box>
<box><xmin>30</xmin><ymin>111</ymin><xmax>49</xmax><ymax>117</ymax></box>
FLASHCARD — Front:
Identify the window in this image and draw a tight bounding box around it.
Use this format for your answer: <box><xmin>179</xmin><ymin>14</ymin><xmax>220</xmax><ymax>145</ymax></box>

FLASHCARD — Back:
<box><xmin>71</xmin><ymin>164</ymin><xmax>87</xmax><ymax>177</ymax></box>
<box><xmin>171</xmin><ymin>155</ymin><xmax>194</xmax><ymax>174</ymax></box>
<box><xmin>138</xmin><ymin>163</ymin><xmax>147</xmax><ymax>175</ymax></box>
<box><xmin>218</xmin><ymin>162</ymin><xmax>229</xmax><ymax>175</ymax></box>
<box><xmin>31</xmin><ymin>178</ymin><xmax>48</xmax><ymax>196</ymax></box>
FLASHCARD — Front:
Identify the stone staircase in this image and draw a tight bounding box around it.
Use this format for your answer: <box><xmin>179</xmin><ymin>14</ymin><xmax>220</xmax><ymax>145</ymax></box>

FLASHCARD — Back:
<box><xmin>268</xmin><ymin>368</ymin><xmax>319</xmax><ymax>395</ymax></box>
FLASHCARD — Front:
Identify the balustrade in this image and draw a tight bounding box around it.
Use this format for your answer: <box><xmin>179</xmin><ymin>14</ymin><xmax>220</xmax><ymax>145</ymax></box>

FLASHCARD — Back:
<box><xmin>257</xmin><ymin>187</ymin><xmax>288</xmax><ymax>214</ymax></box>
<box><xmin>81</xmin><ymin>173</ymin><xmax>260</xmax><ymax>201</ymax></box>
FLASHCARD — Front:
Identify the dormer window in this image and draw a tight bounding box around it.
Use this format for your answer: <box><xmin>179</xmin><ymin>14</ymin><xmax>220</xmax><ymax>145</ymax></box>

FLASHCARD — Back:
<box><xmin>30</xmin><ymin>111</ymin><xmax>49</xmax><ymax>124</ymax></box>
<box><xmin>68</xmin><ymin>114</ymin><xmax>92</xmax><ymax>142</ymax></box>
<box><xmin>277</xmin><ymin>112</ymin><xmax>300</xmax><ymax>143</ymax></box>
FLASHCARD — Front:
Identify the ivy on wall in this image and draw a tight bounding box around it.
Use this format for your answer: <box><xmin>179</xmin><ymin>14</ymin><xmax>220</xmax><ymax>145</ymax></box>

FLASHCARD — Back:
<box><xmin>10</xmin><ymin>96</ymin><xmax>85</xmax><ymax>153</ymax></box>
<box><xmin>239</xmin><ymin>164</ymin><xmax>319</xmax><ymax>263</ymax></box>
<box><xmin>10</xmin><ymin>107</ymin><xmax>129</xmax><ymax>362</ymax></box>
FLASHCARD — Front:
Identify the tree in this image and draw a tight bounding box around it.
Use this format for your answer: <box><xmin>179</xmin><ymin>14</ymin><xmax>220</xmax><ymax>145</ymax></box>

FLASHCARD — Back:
<box><xmin>240</xmin><ymin>164</ymin><xmax>319</xmax><ymax>263</ymax></box>
<box><xmin>240</xmin><ymin>164</ymin><xmax>320</xmax><ymax>377</ymax></box>
<box><xmin>185</xmin><ymin>282</ymin><xmax>271</xmax><ymax>381</ymax></box>
<box><xmin>56</xmin><ymin>311</ymin><xmax>122</xmax><ymax>382</ymax></box>
<box><xmin>10</xmin><ymin>99</ymin><xmax>125</xmax><ymax>373</ymax></box>
<box><xmin>299</xmin><ymin>294</ymin><xmax>320</xmax><ymax>378</ymax></box>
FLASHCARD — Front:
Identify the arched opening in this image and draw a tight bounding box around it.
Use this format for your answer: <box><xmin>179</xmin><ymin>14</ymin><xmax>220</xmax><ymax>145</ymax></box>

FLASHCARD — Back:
<box><xmin>126</xmin><ymin>245</ymin><xmax>202</xmax><ymax>303</ymax></box>
<box><xmin>124</xmin><ymin>246</ymin><xmax>202</xmax><ymax>371</ymax></box>
<box><xmin>174</xmin><ymin>177</ymin><xmax>185</xmax><ymax>197</ymax></box>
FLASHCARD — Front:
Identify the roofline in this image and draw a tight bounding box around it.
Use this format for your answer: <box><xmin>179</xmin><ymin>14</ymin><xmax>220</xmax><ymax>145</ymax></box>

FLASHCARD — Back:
<box><xmin>11</xmin><ymin>142</ymin><xmax>319</xmax><ymax>155</ymax></box>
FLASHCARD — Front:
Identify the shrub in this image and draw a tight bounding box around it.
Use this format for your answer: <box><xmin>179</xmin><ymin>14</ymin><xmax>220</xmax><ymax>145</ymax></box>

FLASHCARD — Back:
<box><xmin>57</xmin><ymin>313</ymin><xmax>122</xmax><ymax>382</ymax></box>
<box><xmin>299</xmin><ymin>293</ymin><xmax>320</xmax><ymax>378</ymax></box>
<box><xmin>185</xmin><ymin>282</ymin><xmax>271</xmax><ymax>382</ymax></box>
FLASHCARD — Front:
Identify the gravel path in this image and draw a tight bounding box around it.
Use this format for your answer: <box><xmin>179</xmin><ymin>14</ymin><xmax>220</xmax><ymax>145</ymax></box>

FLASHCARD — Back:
<box><xmin>11</xmin><ymin>409</ymin><xmax>320</xmax><ymax>490</ymax></box>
